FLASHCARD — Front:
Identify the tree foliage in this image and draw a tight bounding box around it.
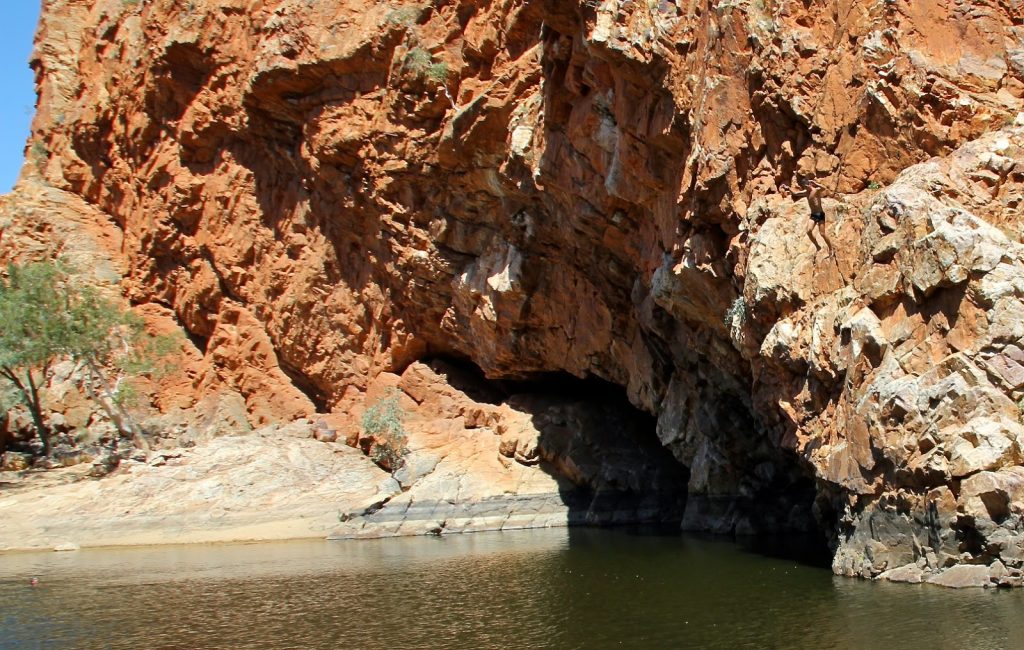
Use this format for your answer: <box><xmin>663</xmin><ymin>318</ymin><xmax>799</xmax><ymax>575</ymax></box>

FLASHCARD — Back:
<box><xmin>0</xmin><ymin>261</ymin><xmax>171</xmax><ymax>455</ymax></box>
<box><xmin>362</xmin><ymin>389</ymin><xmax>409</xmax><ymax>472</ymax></box>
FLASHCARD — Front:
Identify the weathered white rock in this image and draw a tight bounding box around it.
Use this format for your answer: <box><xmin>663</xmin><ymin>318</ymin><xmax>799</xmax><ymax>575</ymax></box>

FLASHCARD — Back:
<box><xmin>748</xmin><ymin>128</ymin><xmax>1024</xmax><ymax>583</ymax></box>
<box><xmin>945</xmin><ymin>417</ymin><xmax>1024</xmax><ymax>478</ymax></box>
<box><xmin>877</xmin><ymin>563</ymin><xmax>925</xmax><ymax>584</ymax></box>
<box><xmin>989</xmin><ymin>559</ymin><xmax>1008</xmax><ymax>581</ymax></box>
<box><xmin>927</xmin><ymin>565</ymin><xmax>992</xmax><ymax>588</ymax></box>
<box><xmin>0</xmin><ymin>427</ymin><xmax>399</xmax><ymax>551</ymax></box>
<box><xmin>959</xmin><ymin>468</ymin><xmax>1024</xmax><ymax>521</ymax></box>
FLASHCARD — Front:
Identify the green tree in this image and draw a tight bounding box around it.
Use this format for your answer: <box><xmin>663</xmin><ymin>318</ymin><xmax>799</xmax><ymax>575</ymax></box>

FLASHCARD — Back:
<box><xmin>0</xmin><ymin>261</ymin><xmax>168</xmax><ymax>455</ymax></box>
<box><xmin>362</xmin><ymin>389</ymin><xmax>409</xmax><ymax>472</ymax></box>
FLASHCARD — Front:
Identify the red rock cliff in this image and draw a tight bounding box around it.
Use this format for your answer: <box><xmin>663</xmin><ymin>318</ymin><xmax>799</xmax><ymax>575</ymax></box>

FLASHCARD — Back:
<box><xmin>16</xmin><ymin>0</ymin><xmax>1024</xmax><ymax>581</ymax></box>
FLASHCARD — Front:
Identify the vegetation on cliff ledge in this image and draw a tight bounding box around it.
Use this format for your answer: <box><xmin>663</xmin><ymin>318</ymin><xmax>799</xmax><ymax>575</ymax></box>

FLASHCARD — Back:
<box><xmin>362</xmin><ymin>389</ymin><xmax>409</xmax><ymax>472</ymax></box>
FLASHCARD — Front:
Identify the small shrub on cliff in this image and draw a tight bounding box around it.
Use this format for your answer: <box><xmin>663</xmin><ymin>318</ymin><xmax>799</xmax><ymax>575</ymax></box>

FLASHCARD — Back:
<box><xmin>362</xmin><ymin>390</ymin><xmax>408</xmax><ymax>472</ymax></box>
<box><xmin>426</xmin><ymin>61</ymin><xmax>449</xmax><ymax>83</ymax></box>
<box><xmin>29</xmin><ymin>142</ymin><xmax>47</xmax><ymax>170</ymax></box>
<box><xmin>386</xmin><ymin>6</ymin><xmax>420</xmax><ymax>27</ymax></box>
<box><xmin>723</xmin><ymin>296</ymin><xmax>747</xmax><ymax>328</ymax></box>
<box><xmin>404</xmin><ymin>47</ymin><xmax>433</xmax><ymax>76</ymax></box>
<box><xmin>402</xmin><ymin>48</ymin><xmax>447</xmax><ymax>83</ymax></box>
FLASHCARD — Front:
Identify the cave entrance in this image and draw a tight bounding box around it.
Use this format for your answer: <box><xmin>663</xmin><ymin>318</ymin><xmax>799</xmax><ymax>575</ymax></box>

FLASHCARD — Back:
<box><xmin>422</xmin><ymin>356</ymin><xmax>690</xmax><ymax>528</ymax></box>
<box><xmin>419</xmin><ymin>356</ymin><xmax>830</xmax><ymax>567</ymax></box>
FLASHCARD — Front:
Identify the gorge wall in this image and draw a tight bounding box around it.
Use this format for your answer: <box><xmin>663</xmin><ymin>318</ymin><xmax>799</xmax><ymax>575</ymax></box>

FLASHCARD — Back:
<box><xmin>10</xmin><ymin>0</ymin><xmax>1024</xmax><ymax>583</ymax></box>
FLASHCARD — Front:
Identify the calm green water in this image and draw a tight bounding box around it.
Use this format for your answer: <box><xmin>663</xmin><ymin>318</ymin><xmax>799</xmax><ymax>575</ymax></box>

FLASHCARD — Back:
<box><xmin>1</xmin><ymin>528</ymin><xmax>1021</xmax><ymax>649</ymax></box>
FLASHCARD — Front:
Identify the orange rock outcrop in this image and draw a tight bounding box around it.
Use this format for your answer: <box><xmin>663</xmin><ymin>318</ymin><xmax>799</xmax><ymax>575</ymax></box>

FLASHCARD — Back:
<box><xmin>7</xmin><ymin>0</ymin><xmax>1024</xmax><ymax>582</ymax></box>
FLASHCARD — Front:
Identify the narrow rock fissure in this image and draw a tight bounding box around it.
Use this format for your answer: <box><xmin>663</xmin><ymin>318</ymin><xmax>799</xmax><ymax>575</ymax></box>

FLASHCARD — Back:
<box><xmin>278</xmin><ymin>359</ymin><xmax>329</xmax><ymax>414</ymax></box>
<box><xmin>183</xmin><ymin>329</ymin><xmax>209</xmax><ymax>355</ymax></box>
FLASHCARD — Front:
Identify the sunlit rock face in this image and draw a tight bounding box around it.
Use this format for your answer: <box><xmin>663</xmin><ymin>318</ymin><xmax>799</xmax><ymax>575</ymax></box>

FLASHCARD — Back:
<box><xmin>18</xmin><ymin>0</ymin><xmax>1024</xmax><ymax>580</ymax></box>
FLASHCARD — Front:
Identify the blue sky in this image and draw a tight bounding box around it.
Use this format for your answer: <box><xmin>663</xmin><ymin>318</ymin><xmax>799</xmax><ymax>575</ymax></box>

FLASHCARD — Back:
<box><xmin>1</xmin><ymin>3</ymin><xmax>41</xmax><ymax>193</ymax></box>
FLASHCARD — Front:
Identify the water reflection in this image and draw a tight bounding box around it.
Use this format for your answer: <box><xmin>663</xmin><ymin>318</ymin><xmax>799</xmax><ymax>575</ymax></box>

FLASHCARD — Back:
<box><xmin>1</xmin><ymin>529</ymin><xmax>1021</xmax><ymax>649</ymax></box>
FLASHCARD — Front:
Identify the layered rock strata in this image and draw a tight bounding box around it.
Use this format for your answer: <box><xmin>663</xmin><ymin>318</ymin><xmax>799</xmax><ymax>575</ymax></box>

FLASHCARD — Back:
<box><xmin>6</xmin><ymin>0</ymin><xmax>1024</xmax><ymax>583</ymax></box>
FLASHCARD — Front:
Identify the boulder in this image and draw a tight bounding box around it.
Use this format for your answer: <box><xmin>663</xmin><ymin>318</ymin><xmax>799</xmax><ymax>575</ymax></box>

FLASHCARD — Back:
<box><xmin>960</xmin><ymin>468</ymin><xmax>1024</xmax><ymax>522</ymax></box>
<box><xmin>927</xmin><ymin>565</ymin><xmax>992</xmax><ymax>589</ymax></box>
<box><xmin>877</xmin><ymin>563</ymin><xmax>925</xmax><ymax>584</ymax></box>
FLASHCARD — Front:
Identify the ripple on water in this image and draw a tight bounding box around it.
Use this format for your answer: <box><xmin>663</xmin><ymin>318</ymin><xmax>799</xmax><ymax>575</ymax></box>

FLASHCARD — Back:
<box><xmin>1</xmin><ymin>529</ymin><xmax>1022</xmax><ymax>650</ymax></box>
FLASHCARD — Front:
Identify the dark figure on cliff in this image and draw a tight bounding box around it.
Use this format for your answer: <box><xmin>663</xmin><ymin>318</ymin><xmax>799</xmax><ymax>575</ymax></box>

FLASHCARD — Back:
<box><xmin>793</xmin><ymin>177</ymin><xmax>834</xmax><ymax>254</ymax></box>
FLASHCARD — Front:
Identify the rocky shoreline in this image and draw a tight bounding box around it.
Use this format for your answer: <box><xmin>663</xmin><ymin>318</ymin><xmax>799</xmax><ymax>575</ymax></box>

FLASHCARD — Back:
<box><xmin>0</xmin><ymin>361</ymin><xmax>689</xmax><ymax>555</ymax></box>
<box><xmin>0</xmin><ymin>425</ymin><xmax>679</xmax><ymax>554</ymax></box>
<box><xmin>0</xmin><ymin>416</ymin><xmax>1017</xmax><ymax>589</ymax></box>
<box><xmin>0</xmin><ymin>425</ymin><xmax>397</xmax><ymax>553</ymax></box>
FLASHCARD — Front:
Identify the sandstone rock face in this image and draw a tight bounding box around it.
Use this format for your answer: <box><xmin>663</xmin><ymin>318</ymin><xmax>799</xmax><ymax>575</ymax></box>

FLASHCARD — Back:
<box><xmin>8</xmin><ymin>0</ymin><xmax>1024</xmax><ymax>582</ymax></box>
<box><xmin>0</xmin><ymin>178</ymin><xmax>299</xmax><ymax>454</ymax></box>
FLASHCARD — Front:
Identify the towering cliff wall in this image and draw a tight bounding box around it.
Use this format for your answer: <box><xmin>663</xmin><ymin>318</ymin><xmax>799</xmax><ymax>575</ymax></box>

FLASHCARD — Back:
<box><xmin>13</xmin><ymin>0</ymin><xmax>1024</xmax><ymax>581</ymax></box>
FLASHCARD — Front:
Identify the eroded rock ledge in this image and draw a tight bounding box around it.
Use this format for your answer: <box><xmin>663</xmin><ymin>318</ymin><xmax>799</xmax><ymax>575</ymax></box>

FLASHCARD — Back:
<box><xmin>4</xmin><ymin>0</ymin><xmax>1024</xmax><ymax>586</ymax></box>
